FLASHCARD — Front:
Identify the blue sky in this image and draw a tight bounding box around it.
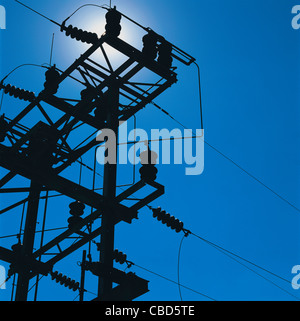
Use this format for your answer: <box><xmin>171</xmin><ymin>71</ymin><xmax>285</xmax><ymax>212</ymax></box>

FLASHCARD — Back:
<box><xmin>0</xmin><ymin>0</ymin><xmax>299</xmax><ymax>301</ymax></box>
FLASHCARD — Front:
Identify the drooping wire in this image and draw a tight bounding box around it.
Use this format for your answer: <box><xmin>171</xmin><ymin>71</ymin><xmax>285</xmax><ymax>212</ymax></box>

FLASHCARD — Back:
<box><xmin>177</xmin><ymin>234</ymin><xmax>185</xmax><ymax>301</ymax></box>
<box><xmin>10</xmin><ymin>0</ymin><xmax>295</xmax><ymax>300</ymax></box>
<box><xmin>132</xmin><ymin>263</ymin><xmax>216</xmax><ymax>301</ymax></box>
<box><xmin>1</xmin><ymin>63</ymin><xmax>48</xmax><ymax>83</ymax></box>
<box><xmin>151</xmin><ymin>60</ymin><xmax>300</xmax><ymax>214</ymax></box>
<box><xmin>146</xmin><ymin>205</ymin><xmax>298</xmax><ymax>299</ymax></box>
<box><xmin>0</xmin><ymin>62</ymin><xmax>48</xmax><ymax>115</ymax></box>
<box><xmin>152</xmin><ymin>61</ymin><xmax>204</xmax><ymax>135</ymax></box>
<box><xmin>62</xmin><ymin>3</ymin><xmax>109</xmax><ymax>25</ymax></box>
<box><xmin>193</xmin><ymin>61</ymin><xmax>204</xmax><ymax>130</ymax></box>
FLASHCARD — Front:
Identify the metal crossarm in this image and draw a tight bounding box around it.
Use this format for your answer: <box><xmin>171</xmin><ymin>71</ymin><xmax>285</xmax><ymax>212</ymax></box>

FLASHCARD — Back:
<box><xmin>0</xmin><ymin>3</ymin><xmax>196</xmax><ymax>301</ymax></box>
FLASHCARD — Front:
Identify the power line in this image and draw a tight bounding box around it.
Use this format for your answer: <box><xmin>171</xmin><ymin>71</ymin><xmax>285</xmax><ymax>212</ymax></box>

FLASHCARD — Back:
<box><xmin>49</xmin><ymin>33</ymin><xmax>55</xmax><ymax>67</ymax></box>
<box><xmin>208</xmin><ymin>241</ymin><xmax>300</xmax><ymax>301</ymax></box>
<box><xmin>0</xmin><ymin>226</ymin><xmax>67</xmax><ymax>240</ymax></box>
<box><xmin>14</xmin><ymin>0</ymin><xmax>60</xmax><ymax>26</ymax></box>
<box><xmin>0</xmin><ymin>192</ymin><xmax>64</xmax><ymax>216</ymax></box>
<box><xmin>1</xmin><ymin>63</ymin><xmax>48</xmax><ymax>82</ymax></box>
<box><xmin>153</xmin><ymin>101</ymin><xmax>300</xmax><ymax>214</ymax></box>
<box><xmin>189</xmin><ymin>231</ymin><xmax>295</xmax><ymax>289</ymax></box>
<box><xmin>146</xmin><ymin>206</ymin><xmax>298</xmax><ymax>300</ymax></box>
<box><xmin>177</xmin><ymin>234</ymin><xmax>185</xmax><ymax>301</ymax></box>
<box><xmin>132</xmin><ymin>262</ymin><xmax>217</xmax><ymax>301</ymax></box>
<box><xmin>202</xmin><ymin>140</ymin><xmax>300</xmax><ymax>214</ymax></box>
<box><xmin>9</xmin><ymin>0</ymin><xmax>295</xmax><ymax>302</ymax></box>
<box><xmin>62</xmin><ymin>4</ymin><xmax>109</xmax><ymax>25</ymax></box>
<box><xmin>193</xmin><ymin>61</ymin><xmax>204</xmax><ymax>130</ymax></box>
<box><xmin>25</xmin><ymin>274</ymin><xmax>97</xmax><ymax>299</ymax></box>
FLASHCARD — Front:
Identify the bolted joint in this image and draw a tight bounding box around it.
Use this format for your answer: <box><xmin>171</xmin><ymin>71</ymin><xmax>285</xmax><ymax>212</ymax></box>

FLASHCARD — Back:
<box><xmin>9</xmin><ymin>243</ymin><xmax>51</xmax><ymax>277</ymax></box>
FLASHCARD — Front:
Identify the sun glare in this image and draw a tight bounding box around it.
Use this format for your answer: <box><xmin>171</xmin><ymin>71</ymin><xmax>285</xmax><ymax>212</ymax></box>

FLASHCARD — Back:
<box><xmin>58</xmin><ymin>7</ymin><xmax>145</xmax><ymax>70</ymax></box>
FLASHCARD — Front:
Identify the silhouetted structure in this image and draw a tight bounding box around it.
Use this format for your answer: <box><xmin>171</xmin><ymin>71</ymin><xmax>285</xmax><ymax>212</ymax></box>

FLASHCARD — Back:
<box><xmin>0</xmin><ymin>4</ymin><xmax>195</xmax><ymax>301</ymax></box>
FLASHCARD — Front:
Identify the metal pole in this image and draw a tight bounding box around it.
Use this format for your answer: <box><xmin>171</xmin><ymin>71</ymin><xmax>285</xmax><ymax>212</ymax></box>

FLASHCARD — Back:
<box><xmin>79</xmin><ymin>250</ymin><xmax>86</xmax><ymax>302</ymax></box>
<box><xmin>15</xmin><ymin>180</ymin><xmax>41</xmax><ymax>301</ymax></box>
<box><xmin>34</xmin><ymin>190</ymin><xmax>49</xmax><ymax>301</ymax></box>
<box><xmin>98</xmin><ymin>81</ymin><xmax>119</xmax><ymax>300</ymax></box>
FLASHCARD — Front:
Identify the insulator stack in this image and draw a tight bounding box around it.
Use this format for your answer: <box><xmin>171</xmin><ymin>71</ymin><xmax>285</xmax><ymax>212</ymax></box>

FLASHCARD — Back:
<box><xmin>139</xmin><ymin>149</ymin><xmax>158</xmax><ymax>182</ymax></box>
<box><xmin>152</xmin><ymin>207</ymin><xmax>184</xmax><ymax>233</ymax></box>
<box><xmin>68</xmin><ymin>201</ymin><xmax>85</xmax><ymax>228</ymax></box>
<box><xmin>60</xmin><ymin>23</ymin><xmax>99</xmax><ymax>44</ymax></box>
<box><xmin>158</xmin><ymin>41</ymin><xmax>173</xmax><ymax>69</ymax></box>
<box><xmin>113</xmin><ymin>249</ymin><xmax>127</xmax><ymax>264</ymax></box>
<box><xmin>44</xmin><ymin>66</ymin><xmax>60</xmax><ymax>94</ymax></box>
<box><xmin>50</xmin><ymin>271</ymin><xmax>80</xmax><ymax>291</ymax></box>
<box><xmin>142</xmin><ymin>32</ymin><xmax>158</xmax><ymax>60</ymax></box>
<box><xmin>0</xmin><ymin>83</ymin><xmax>35</xmax><ymax>102</ymax></box>
<box><xmin>0</xmin><ymin>115</ymin><xmax>9</xmax><ymax>142</ymax></box>
<box><xmin>105</xmin><ymin>8</ymin><xmax>122</xmax><ymax>37</ymax></box>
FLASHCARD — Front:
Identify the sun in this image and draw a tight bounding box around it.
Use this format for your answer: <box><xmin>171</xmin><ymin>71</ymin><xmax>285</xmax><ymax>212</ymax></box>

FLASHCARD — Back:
<box><xmin>60</xmin><ymin>6</ymin><xmax>144</xmax><ymax>68</ymax></box>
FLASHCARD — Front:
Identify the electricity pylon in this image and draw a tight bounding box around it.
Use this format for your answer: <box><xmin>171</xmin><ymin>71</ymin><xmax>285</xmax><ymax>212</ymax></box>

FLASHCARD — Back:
<box><xmin>0</xmin><ymin>4</ymin><xmax>196</xmax><ymax>301</ymax></box>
